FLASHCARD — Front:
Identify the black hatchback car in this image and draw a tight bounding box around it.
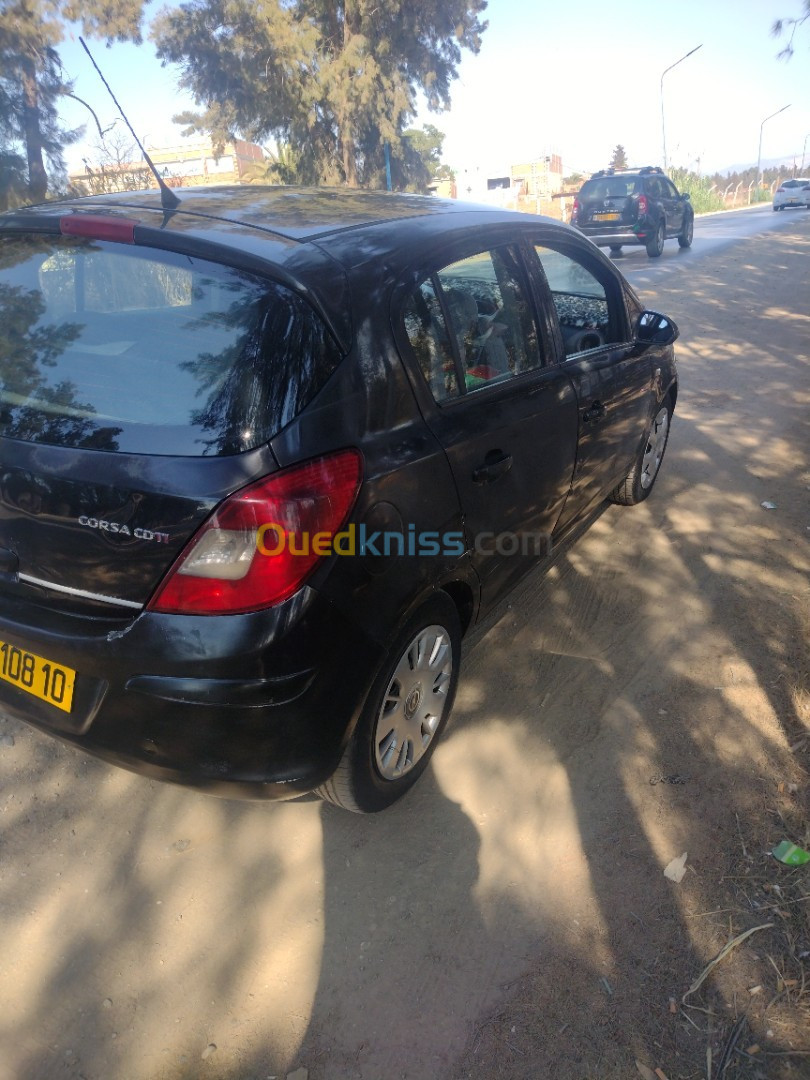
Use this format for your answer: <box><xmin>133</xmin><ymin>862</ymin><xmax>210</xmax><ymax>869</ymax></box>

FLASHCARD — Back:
<box><xmin>572</xmin><ymin>166</ymin><xmax>694</xmax><ymax>257</ymax></box>
<box><xmin>0</xmin><ymin>187</ymin><xmax>678</xmax><ymax>812</ymax></box>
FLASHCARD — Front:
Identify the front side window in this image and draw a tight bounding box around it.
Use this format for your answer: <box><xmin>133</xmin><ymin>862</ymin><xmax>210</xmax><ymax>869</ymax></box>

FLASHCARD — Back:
<box><xmin>0</xmin><ymin>236</ymin><xmax>341</xmax><ymax>455</ymax></box>
<box><xmin>534</xmin><ymin>246</ymin><xmax>623</xmax><ymax>357</ymax></box>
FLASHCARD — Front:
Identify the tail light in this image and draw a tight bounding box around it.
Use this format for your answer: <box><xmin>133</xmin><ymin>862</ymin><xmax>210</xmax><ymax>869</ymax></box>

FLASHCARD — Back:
<box><xmin>572</xmin><ymin>198</ymin><xmax>580</xmax><ymax>221</ymax></box>
<box><xmin>777</xmin><ymin>186</ymin><xmax>786</xmax><ymax>192</ymax></box>
<box><xmin>148</xmin><ymin>450</ymin><xmax>363</xmax><ymax>615</ymax></box>
<box><xmin>636</xmin><ymin>194</ymin><xmax>648</xmax><ymax>216</ymax></box>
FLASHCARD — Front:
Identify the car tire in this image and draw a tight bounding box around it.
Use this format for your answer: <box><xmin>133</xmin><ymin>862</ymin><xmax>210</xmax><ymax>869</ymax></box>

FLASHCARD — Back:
<box><xmin>646</xmin><ymin>220</ymin><xmax>665</xmax><ymax>258</ymax></box>
<box><xmin>678</xmin><ymin>213</ymin><xmax>694</xmax><ymax>248</ymax></box>
<box><xmin>610</xmin><ymin>396</ymin><xmax>672</xmax><ymax>506</ymax></box>
<box><xmin>773</xmin><ymin>205</ymin><xmax>780</xmax><ymax>212</ymax></box>
<box><xmin>609</xmin><ymin>245</ymin><xmax>623</xmax><ymax>256</ymax></box>
<box><xmin>318</xmin><ymin>593</ymin><xmax>461</xmax><ymax>813</ymax></box>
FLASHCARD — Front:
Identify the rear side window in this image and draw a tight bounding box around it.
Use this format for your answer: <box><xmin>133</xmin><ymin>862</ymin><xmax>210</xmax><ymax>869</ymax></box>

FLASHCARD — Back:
<box><xmin>0</xmin><ymin>236</ymin><xmax>341</xmax><ymax>455</ymax></box>
<box><xmin>402</xmin><ymin>281</ymin><xmax>459</xmax><ymax>402</ymax></box>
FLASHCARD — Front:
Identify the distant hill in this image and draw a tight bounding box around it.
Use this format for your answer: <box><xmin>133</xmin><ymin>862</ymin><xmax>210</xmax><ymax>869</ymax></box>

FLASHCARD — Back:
<box><xmin>719</xmin><ymin>154</ymin><xmax>803</xmax><ymax>175</ymax></box>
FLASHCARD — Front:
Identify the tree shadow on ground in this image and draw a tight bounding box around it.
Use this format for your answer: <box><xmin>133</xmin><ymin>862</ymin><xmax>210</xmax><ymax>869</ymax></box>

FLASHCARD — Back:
<box><xmin>0</xmin><ymin>222</ymin><xmax>807</xmax><ymax>1080</ymax></box>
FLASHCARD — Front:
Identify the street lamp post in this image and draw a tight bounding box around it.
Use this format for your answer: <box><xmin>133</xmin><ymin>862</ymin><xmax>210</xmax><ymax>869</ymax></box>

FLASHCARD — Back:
<box><xmin>660</xmin><ymin>45</ymin><xmax>702</xmax><ymax>173</ymax></box>
<box><xmin>802</xmin><ymin>133</ymin><xmax>810</xmax><ymax>173</ymax></box>
<box><xmin>756</xmin><ymin>105</ymin><xmax>791</xmax><ymax>187</ymax></box>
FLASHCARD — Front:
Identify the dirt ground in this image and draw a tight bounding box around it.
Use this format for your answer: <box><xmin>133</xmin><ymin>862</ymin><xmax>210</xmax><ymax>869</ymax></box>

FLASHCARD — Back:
<box><xmin>0</xmin><ymin>218</ymin><xmax>808</xmax><ymax>1080</ymax></box>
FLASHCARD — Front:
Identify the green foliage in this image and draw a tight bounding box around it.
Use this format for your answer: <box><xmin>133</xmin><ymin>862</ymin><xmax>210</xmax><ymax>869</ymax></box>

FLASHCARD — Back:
<box><xmin>0</xmin><ymin>0</ymin><xmax>146</xmax><ymax>206</ymax></box>
<box><xmin>609</xmin><ymin>144</ymin><xmax>628</xmax><ymax>170</ymax></box>
<box><xmin>153</xmin><ymin>0</ymin><xmax>488</xmax><ymax>188</ymax></box>
<box><xmin>242</xmin><ymin>144</ymin><xmax>303</xmax><ymax>186</ymax></box>
<box><xmin>669</xmin><ymin>164</ymin><xmax>797</xmax><ymax>211</ymax></box>
<box><xmin>668</xmin><ymin>167</ymin><xmax>726</xmax><ymax>213</ymax></box>
<box><xmin>400</xmin><ymin>124</ymin><xmax>449</xmax><ymax>192</ymax></box>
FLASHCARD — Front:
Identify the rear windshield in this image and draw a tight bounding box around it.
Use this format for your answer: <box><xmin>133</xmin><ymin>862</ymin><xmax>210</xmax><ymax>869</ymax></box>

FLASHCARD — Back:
<box><xmin>579</xmin><ymin>176</ymin><xmax>641</xmax><ymax>200</ymax></box>
<box><xmin>0</xmin><ymin>235</ymin><xmax>341</xmax><ymax>455</ymax></box>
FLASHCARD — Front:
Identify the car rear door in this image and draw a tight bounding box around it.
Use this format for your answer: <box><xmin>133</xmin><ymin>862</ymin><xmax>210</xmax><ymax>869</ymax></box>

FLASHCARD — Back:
<box><xmin>526</xmin><ymin>237</ymin><xmax>655</xmax><ymax>530</ymax></box>
<box><xmin>397</xmin><ymin>239</ymin><xmax>578</xmax><ymax>609</ymax></box>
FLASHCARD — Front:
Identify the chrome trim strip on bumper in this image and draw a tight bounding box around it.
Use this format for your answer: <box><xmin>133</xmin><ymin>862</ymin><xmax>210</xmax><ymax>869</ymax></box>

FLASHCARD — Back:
<box><xmin>583</xmin><ymin>231</ymin><xmax>641</xmax><ymax>245</ymax></box>
<box><xmin>19</xmin><ymin>573</ymin><xmax>143</xmax><ymax>610</ymax></box>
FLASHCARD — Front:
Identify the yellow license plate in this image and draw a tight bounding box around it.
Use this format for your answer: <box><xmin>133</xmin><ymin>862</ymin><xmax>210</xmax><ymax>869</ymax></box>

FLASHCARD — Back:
<box><xmin>595</xmin><ymin>212</ymin><xmax>620</xmax><ymax>221</ymax></box>
<box><xmin>0</xmin><ymin>640</ymin><xmax>75</xmax><ymax>713</ymax></box>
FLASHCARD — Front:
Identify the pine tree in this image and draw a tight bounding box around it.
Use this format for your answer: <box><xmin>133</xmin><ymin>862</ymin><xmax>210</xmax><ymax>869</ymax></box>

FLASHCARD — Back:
<box><xmin>609</xmin><ymin>144</ymin><xmax>628</xmax><ymax>171</ymax></box>
<box><xmin>0</xmin><ymin>0</ymin><xmax>145</xmax><ymax>206</ymax></box>
<box><xmin>153</xmin><ymin>0</ymin><xmax>487</xmax><ymax>189</ymax></box>
<box><xmin>773</xmin><ymin>1</ymin><xmax>810</xmax><ymax>58</ymax></box>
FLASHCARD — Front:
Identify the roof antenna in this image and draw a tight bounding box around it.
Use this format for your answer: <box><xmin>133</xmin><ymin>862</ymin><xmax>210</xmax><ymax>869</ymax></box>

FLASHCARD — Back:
<box><xmin>79</xmin><ymin>37</ymin><xmax>181</xmax><ymax>211</ymax></box>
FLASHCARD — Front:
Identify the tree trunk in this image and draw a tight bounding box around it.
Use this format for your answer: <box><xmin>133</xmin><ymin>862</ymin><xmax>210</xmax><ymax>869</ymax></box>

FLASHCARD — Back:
<box><xmin>338</xmin><ymin>3</ymin><xmax>359</xmax><ymax>187</ymax></box>
<box><xmin>21</xmin><ymin>56</ymin><xmax>47</xmax><ymax>203</ymax></box>
<box><xmin>341</xmin><ymin>125</ymin><xmax>358</xmax><ymax>187</ymax></box>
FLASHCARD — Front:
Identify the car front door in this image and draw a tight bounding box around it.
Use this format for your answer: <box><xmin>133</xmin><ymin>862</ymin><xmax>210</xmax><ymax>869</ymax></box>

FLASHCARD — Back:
<box><xmin>527</xmin><ymin>239</ymin><xmax>655</xmax><ymax>531</ymax></box>
<box><xmin>398</xmin><ymin>241</ymin><xmax>578</xmax><ymax>609</ymax></box>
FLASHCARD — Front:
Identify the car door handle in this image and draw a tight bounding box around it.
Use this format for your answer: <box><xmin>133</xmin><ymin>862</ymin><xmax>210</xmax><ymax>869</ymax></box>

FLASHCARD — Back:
<box><xmin>472</xmin><ymin>453</ymin><xmax>513</xmax><ymax>485</ymax></box>
<box><xmin>582</xmin><ymin>401</ymin><xmax>607</xmax><ymax>423</ymax></box>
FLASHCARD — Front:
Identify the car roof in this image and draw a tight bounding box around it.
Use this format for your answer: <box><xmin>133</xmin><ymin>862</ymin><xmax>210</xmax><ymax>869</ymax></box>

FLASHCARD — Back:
<box><xmin>8</xmin><ymin>185</ymin><xmax>491</xmax><ymax>241</ymax></box>
<box><xmin>0</xmin><ymin>185</ymin><xmax>585</xmax><ymax>353</ymax></box>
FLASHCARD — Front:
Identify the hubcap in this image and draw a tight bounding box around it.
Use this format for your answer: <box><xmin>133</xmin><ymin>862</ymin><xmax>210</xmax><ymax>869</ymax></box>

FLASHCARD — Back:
<box><xmin>640</xmin><ymin>406</ymin><xmax>669</xmax><ymax>489</ymax></box>
<box><xmin>374</xmin><ymin>624</ymin><xmax>453</xmax><ymax>781</ymax></box>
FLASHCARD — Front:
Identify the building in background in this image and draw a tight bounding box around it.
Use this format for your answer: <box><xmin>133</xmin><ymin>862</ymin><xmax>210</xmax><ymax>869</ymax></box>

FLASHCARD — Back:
<box><xmin>451</xmin><ymin>151</ymin><xmax>566</xmax><ymax>218</ymax></box>
<box><xmin>427</xmin><ymin>175</ymin><xmax>457</xmax><ymax>199</ymax></box>
<box><xmin>70</xmin><ymin>137</ymin><xmax>264</xmax><ymax>195</ymax></box>
<box><xmin>510</xmin><ymin>153</ymin><xmax>563</xmax><ymax>200</ymax></box>
<box><xmin>148</xmin><ymin>139</ymin><xmax>264</xmax><ymax>185</ymax></box>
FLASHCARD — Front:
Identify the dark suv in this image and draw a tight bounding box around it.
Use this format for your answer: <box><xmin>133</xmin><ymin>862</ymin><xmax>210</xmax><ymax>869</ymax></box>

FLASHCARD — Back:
<box><xmin>572</xmin><ymin>166</ymin><xmax>694</xmax><ymax>258</ymax></box>
<box><xmin>0</xmin><ymin>187</ymin><xmax>679</xmax><ymax>812</ymax></box>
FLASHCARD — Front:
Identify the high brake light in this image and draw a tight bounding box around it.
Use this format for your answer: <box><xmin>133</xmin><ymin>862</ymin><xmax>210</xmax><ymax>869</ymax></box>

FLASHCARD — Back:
<box><xmin>148</xmin><ymin>450</ymin><xmax>363</xmax><ymax>615</ymax></box>
<box><xmin>60</xmin><ymin>215</ymin><xmax>137</xmax><ymax>243</ymax></box>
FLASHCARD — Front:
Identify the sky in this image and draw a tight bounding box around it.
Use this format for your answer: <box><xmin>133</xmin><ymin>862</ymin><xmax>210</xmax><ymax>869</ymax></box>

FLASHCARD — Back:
<box><xmin>56</xmin><ymin>0</ymin><xmax>810</xmax><ymax>182</ymax></box>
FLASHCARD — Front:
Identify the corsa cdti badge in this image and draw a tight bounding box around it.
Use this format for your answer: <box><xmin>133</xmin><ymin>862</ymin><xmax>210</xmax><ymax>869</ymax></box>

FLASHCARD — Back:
<box><xmin>78</xmin><ymin>516</ymin><xmax>170</xmax><ymax>544</ymax></box>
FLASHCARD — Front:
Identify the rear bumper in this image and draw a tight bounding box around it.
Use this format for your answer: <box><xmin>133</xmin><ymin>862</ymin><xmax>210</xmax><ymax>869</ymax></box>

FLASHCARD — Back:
<box><xmin>0</xmin><ymin>586</ymin><xmax>384</xmax><ymax>799</ymax></box>
<box><xmin>576</xmin><ymin>228</ymin><xmax>645</xmax><ymax>247</ymax></box>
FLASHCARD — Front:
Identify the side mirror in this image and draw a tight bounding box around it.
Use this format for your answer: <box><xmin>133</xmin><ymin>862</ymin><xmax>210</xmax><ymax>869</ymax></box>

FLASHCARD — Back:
<box><xmin>682</xmin><ymin>192</ymin><xmax>691</xmax><ymax>200</ymax></box>
<box><xmin>636</xmin><ymin>310</ymin><xmax>679</xmax><ymax>346</ymax></box>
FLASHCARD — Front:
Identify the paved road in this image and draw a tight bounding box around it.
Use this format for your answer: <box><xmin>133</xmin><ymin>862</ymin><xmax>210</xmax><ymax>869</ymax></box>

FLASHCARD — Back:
<box><xmin>1</xmin><ymin>214</ymin><xmax>808</xmax><ymax>1080</ymax></box>
<box><xmin>612</xmin><ymin>202</ymin><xmax>809</xmax><ymax>289</ymax></box>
